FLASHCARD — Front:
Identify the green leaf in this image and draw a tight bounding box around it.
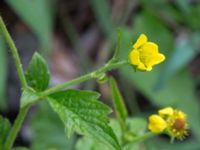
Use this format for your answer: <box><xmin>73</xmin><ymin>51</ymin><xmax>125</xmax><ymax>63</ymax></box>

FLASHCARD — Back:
<box><xmin>90</xmin><ymin>0</ymin><xmax>114</xmax><ymax>37</ymax></box>
<box><xmin>125</xmin><ymin>118</ymin><xmax>147</xmax><ymax>137</ymax></box>
<box><xmin>145</xmin><ymin>138</ymin><xmax>200</xmax><ymax>150</ymax></box>
<box><xmin>0</xmin><ymin>115</ymin><xmax>11</xmax><ymax>149</ymax></box>
<box><xmin>75</xmin><ymin>118</ymin><xmax>147</xmax><ymax>150</ymax></box>
<box><xmin>109</xmin><ymin>77</ymin><xmax>127</xmax><ymax>129</ymax></box>
<box><xmin>25</xmin><ymin>52</ymin><xmax>50</xmax><ymax>91</ymax></box>
<box><xmin>48</xmin><ymin>89</ymin><xmax>121</xmax><ymax>150</ymax></box>
<box><xmin>30</xmin><ymin>102</ymin><xmax>75</xmax><ymax>150</ymax></box>
<box><xmin>155</xmin><ymin>34</ymin><xmax>198</xmax><ymax>89</ymax></box>
<box><xmin>6</xmin><ymin>0</ymin><xmax>56</xmax><ymax>52</ymax></box>
<box><xmin>20</xmin><ymin>89</ymin><xmax>40</xmax><ymax>108</ymax></box>
<box><xmin>0</xmin><ymin>34</ymin><xmax>7</xmax><ymax>109</ymax></box>
<box><xmin>123</xmin><ymin>119</ymin><xmax>147</xmax><ymax>150</ymax></box>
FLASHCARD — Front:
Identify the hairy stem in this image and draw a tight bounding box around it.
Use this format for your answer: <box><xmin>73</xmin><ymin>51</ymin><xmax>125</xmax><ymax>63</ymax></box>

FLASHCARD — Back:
<box><xmin>0</xmin><ymin>16</ymin><xmax>29</xmax><ymax>150</ymax></box>
<box><xmin>0</xmin><ymin>16</ymin><xmax>27</xmax><ymax>89</ymax></box>
<box><xmin>42</xmin><ymin>60</ymin><xmax>128</xmax><ymax>96</ymax></box>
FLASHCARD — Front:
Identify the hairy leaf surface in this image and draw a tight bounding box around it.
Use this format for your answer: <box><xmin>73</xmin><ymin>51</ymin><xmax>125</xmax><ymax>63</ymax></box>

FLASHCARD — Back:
<box><xmin>48</xmin><ymin>89</ymin><xmax>121</xmax><ymax>150</ymax></box>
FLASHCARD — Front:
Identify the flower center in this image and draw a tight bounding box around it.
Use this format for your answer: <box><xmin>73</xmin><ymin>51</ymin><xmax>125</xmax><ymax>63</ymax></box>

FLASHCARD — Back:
<box><xmin>172</xmin><ymin>118</ymin><xmax>186</xmax><ymax>131</ymax></box>
<box><xmin>138</xmin><ymin>47</ymin><xmax>155</xmax><ymax>66</ymax></box>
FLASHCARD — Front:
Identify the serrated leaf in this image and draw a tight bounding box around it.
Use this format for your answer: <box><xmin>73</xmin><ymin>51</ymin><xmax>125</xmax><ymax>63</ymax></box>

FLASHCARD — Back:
<box><xmin>76</xmin><ymin>118</ymin><xmax>147</xmax><ymax>150</ymax></box>
<box><xmin>20</xmin><ymin>89</ymin><xmax>40</xmax><ymax>108</ymax></box>
<box><xmin>25</xmin><ymin>52</ymin><xmax>50</xmax><ymax>91</ymax></box>
<box><xmin>48</xmin><ymin>89</ymin><xmax>121</xmax><ymax>150</ymax></box>
<box><xmin>0</xmin><ymin>115</ymin><xmax>11</xmax><ymax>149</ymax></box>
<box><xmin>109</xmin><ymin>77</ymin><xmax>127</xmax><ymax>129</ymax></box>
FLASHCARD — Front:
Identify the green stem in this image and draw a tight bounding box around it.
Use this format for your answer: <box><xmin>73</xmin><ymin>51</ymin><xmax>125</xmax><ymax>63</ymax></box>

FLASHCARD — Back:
<box><xmin>0</xmin><ymin>16</ymin><xmax>27</xmax><ymax>89</ymax></box>
<box><xmin>110</xmin><ymin>28</ymin><xmax>122</xmax><ymax>62</ymax></box>
<box><xmin>4</xmin><ymin>106</ymin><xmax>30</xmax><ymax>150</ymax></box>
<box><xmin>42</xmin><ymin>60</ymin><xmax>128</xmax><ymax>96</ymax></box>
<box><xmin>0</xmin><ymin>16</ymin><xmax>29</xmax><ymax>149</ymax></box>
<box><xmin>131</xmin><ymin>132</ymin><xmax>155</xmax><ymax>144</ymax></box>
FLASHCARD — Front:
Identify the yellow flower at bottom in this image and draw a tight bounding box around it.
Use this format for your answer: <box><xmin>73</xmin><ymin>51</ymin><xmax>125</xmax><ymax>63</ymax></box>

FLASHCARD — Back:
<box><xmin>148</xmin><ymin>115</ymin><xmax>167</xmax><ymax>133</ymax></box>
<box><xmin>166</xmin><ymin>109</ymin><xmax>188</xmax><ymax>140</ymax></box>
<box><xmin>129</xmin><ymin>34</ymin><xmax>165</xmax><ymax>71</ymax></box>
<box><xmin>148</xmin><ymin>107</ymin><xmax>189</xmax><ymax>140</ymax></box>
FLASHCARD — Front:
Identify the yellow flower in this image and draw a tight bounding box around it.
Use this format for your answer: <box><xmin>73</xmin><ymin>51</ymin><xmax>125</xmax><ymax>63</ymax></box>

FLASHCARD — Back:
<box><xmin>129</xmin><ymin>34</ymin><xmax>165</xmax><ymax>71</ymax></box>
<box><xmin>148</xmin><ymin>114</ymin><xmax>167</xmax><ymax>133</ymax></box>
<box><xmin>148</xmin><ymin>107</ymin><xmax>189</xmax><ymax>140</ymax></box>
<box><xmin>166</xmin><ymin>109</ymin><xmax>188</xmax><ymax>140</ymax></box>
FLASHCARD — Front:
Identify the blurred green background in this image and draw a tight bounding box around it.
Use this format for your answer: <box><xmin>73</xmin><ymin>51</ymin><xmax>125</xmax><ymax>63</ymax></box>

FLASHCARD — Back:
<box><xmin>1</xmin><ymin>0</ymin><xmax>200</xmax><ymax>149</ymax></box>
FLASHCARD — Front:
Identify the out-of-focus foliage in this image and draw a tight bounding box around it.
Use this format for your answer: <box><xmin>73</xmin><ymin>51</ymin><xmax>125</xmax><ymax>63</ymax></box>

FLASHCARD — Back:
<box><xmin>5</xmin><ymin>0</ymin><xmax>56</xmax><ymax>52</ymax></box>
<box><xmin>90</xmin><ymin>0</ymin><xmax>114</xmax><ymax>37</ymax></box>
<box><xmin>144</xmin><ymin>137</ymin><xmax>200</xmax><ymax>150</ymax></box>
<box><xmin>157</xmin><ymin>33</ymin><xmax>200</xmax><ymax>88</ymax></box>
<box><xmin>12</xmin><ymin>147</ymin><xmax>29</xmax><ymax>150</ymax></box>
<box><xmin>0</xmin><ymin>115</ymin><xmax>11</xmax><ymax>149</ymax></box>
<box><xmin>30</xmin><ymin>102</ymin><xmax>75</xmax><ymax>150</ymax></box>
<box><xmin>0</xmin><ymin>35</ymin><xmax>7</xmax><ymax>109</ymax></box>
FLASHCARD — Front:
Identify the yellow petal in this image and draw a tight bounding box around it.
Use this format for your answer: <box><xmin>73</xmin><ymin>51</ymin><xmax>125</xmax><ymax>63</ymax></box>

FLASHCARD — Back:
<box><xmin>159</xmin><ymin>107</ymin><xmax>174</xmax><ymax>117</ymax></box>
<box><xmin>137</xmin><ymin>63</ymin><xmax>146</xmax><ymax>71</ymax></box>
<box><xmin>141</xmin><ymin>42</ymin><xmax>158</xmax><ymax>54</ymax></box>
<box><xmin>148</xmin><ymin>114</ymin><xmax>167</xmax><ymax>133</ymax></box>
<box><xmin>145</xmin><ymin>54</ymin><xmax>165</xmax><ymax>69</ymax></box>
<box><xmin>129</xmin><ymin>50</ymin><xmax>140</xmax><ymax>65</ymax></box>
<box><xmin>133</xmin><ymin>34</ymin><xmax>148</xmax><ymax>49</ymax></box>
<box><xmin>153</xmin><ymin>54</ymin><xmax>165</xmax><ymax>65</ymax></box>
<box><xmin>146</xmin><ymin>66</ymin><xmax>152</xmax><ymax>71</ymax></box>
<box><xmin>176</xmin><ymin>110</ymin><xmax>187</xmax><ymax>119</ymax></box>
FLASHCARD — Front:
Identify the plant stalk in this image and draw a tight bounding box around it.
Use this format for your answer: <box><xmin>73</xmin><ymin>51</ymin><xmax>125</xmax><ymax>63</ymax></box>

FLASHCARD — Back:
<box><xmin>131</xmin><ymin>132</ymin><xmax>155</xmax><ymax>143</ymax></box>
<box><xmin>0</xmin><ymin>16</ymin><xmax>27</xmax><ymax>89</ymax></box>
<box><xmin>42</xmin><ymin>60</ymin><xmax>128</xmax><ymax>96</ymax></box>
<box><xmin>0</xmin><ymin>16</ymin><xmax>29</xmax><ymax>150</ymax></box>
<box><xmin>4</xmin><ymin>106</ymin><xmax>30</xmax><ymax>150</ymax></box>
